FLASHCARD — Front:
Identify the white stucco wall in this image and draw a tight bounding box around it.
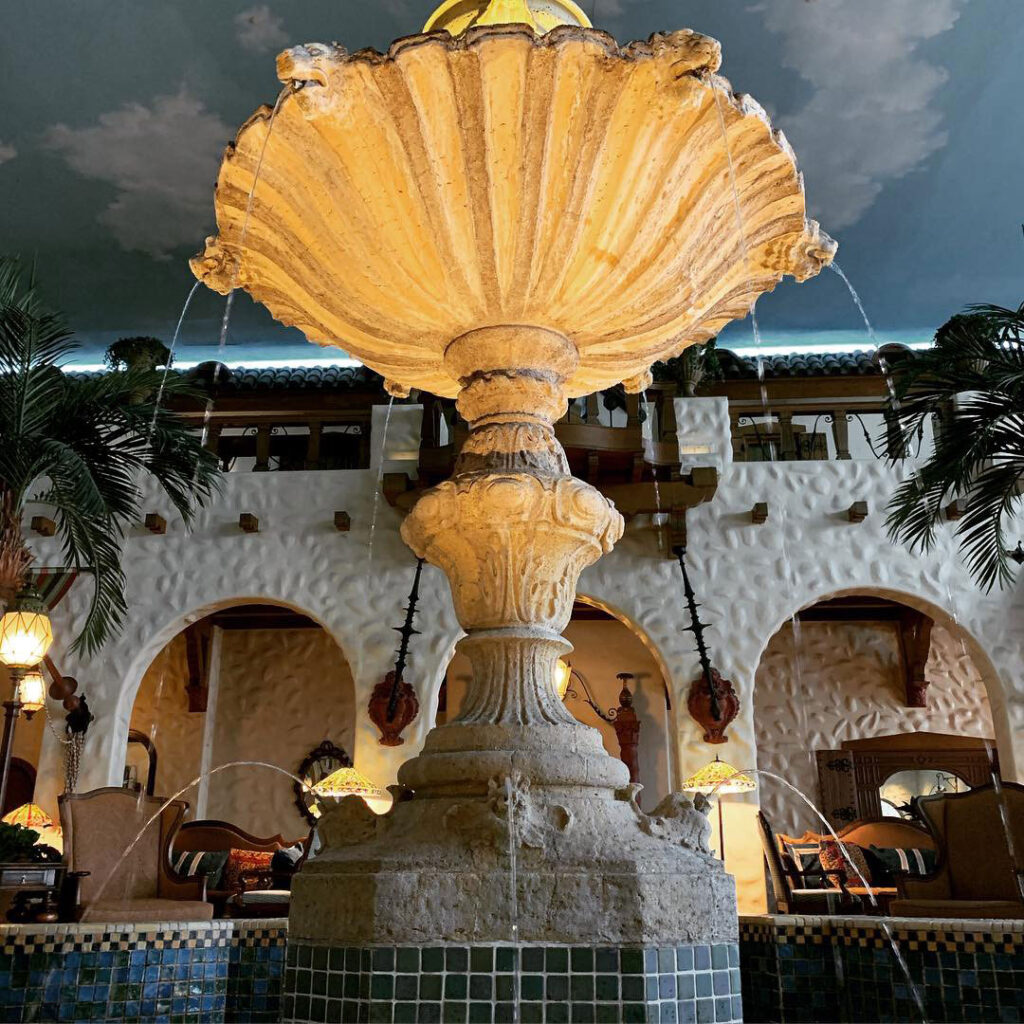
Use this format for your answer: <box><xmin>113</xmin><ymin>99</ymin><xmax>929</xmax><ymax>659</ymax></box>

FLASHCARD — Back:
<box><xmin>24</xmin><ymin>396</ymin><xmax>1024</xmax><ymax>916</ymax></box>
<box><xmin>753</xmin><ymin>619</ymin><xmax>994</xmax><ymax>838</ymax></box>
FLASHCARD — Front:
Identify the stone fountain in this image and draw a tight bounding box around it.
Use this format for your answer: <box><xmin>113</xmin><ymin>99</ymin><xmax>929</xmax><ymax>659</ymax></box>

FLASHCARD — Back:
<box><xmin>193</xmin><ymin>1</ymin><xmax>834</xmax><ymax>1019</ymax></box>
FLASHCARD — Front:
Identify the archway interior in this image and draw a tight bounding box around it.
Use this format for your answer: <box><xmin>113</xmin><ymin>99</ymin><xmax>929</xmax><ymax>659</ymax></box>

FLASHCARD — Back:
<box><xmin>754</xmin><ymin>593</ymin><xmax>996</xmax><ymax>840</ymax></box>
<box><xmin>437</xmin><ymin>597</ymin><xmax>675</xmax><ymax>811</ymax></box>
<box><xmin>126</xmin><ymin>602</ymin><xmax>356</xmax><ymax>839</ymax></box>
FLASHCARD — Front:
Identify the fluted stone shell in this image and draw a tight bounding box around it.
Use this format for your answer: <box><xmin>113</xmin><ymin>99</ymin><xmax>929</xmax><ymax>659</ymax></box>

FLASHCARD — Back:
<box><xmin>193</xmin><ymin>25</ymin><xmax>836</xmax><ymax>397</ymax></box>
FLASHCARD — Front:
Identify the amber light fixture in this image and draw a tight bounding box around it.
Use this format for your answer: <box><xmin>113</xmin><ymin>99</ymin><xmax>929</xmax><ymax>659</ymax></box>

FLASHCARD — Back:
<box><xmin>553</xmin><ymin>658</ymin><xmax>572</xmax><ymax>700</ymax></box>
<box><xmin>15</xmin><ymin>669</ymin><xmax>46</xmax><ymax>719</ymax></box>
<box><xmin>311</xmin><ymin>766</ymin><xmax>392</xmax><ymax>815</ymax></box>
<box><xmin>683</xmin><ymin>755</ymin><xmax>756</xmax><ymax>861</ymax></box>
<box><xmin>0</xmin><ymin>585</ymin><xmax>53</xmax><ymax>670</ymax></box>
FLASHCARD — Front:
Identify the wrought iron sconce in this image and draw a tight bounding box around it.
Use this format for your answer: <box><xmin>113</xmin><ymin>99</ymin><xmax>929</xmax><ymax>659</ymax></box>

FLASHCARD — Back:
<box><xmin>563</xmin><ymin>667</ymin><xmax>641</xmax><ymax>783</ymax></box>
<box><xmin>675</xmin><ymin>546</ymin><xmax>739</xmax><ymax>744</ymax></box>
<box><xmin>367</xmin><ymin>558</ymin><xmax>423</xmax><ymax>746</ymax></box>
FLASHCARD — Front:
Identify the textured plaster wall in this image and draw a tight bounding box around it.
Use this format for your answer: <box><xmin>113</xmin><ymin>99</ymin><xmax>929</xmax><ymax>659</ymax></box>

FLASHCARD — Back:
<box><xmin>206</xmin><ymin>628</ymin><xmax>355</xmax><ymax>838</ymax></box>
<box><xmin>127</xmin><ymin>627</ymin><xmax>356</xmax><ymax>839</ymax></box>
<box><xmin>753</xmin><ymin>620</ymin><xmax>994</xmax><ymax>838</ymax></box>
<box><xmin>25</xmin><ymin>397</ymin><xmax>1024</xmax><ymax>917</ymax></box>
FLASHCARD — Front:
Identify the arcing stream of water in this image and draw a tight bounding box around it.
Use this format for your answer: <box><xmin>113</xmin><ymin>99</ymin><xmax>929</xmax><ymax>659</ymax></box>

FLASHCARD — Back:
<box><xmin>81</xmin><ymin>760</ymin><xmax>311</xmax><ymax>923</ymax></box>
<box><xmin>711</xmin><ymin>768</ymin><xmax>930</xmax><ymax>1023</ymax></box>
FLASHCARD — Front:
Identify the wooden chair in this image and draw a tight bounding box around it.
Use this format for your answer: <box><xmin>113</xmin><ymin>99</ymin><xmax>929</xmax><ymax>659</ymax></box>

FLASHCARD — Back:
<box><xmin>759</xmin><ymin>812</ymin><xmax>934</xmax><ymax>914</ymax></box>
<box><xmin>172</xmin><ymin>819</ymin><xmax>310</xmax><ymax>918</ymax></box>
<box><xmin>758</xmin><ymin>811</ymin><xmax>846</xmax><ymax>914</ymax></box>
<box><xmin>891</xmin><ymin>782</ymin><xmax>1024</xmax><ymax>919</ymax></box>
<box><xmin>59</xmin><ymin>788</ymin><xmax>211</xmax><ymax>922</ymax></box>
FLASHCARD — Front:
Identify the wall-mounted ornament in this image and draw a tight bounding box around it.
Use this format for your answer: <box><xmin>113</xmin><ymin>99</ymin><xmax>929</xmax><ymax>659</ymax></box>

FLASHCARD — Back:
<box><xmin>675</xmin><ymin>545</ymin><xmax>738</xmax><ymax>744</ymax></box>
<box><xmin>686</xmin><ymin>668</ymin><xmax>739</xmax><ymax>745</ymax></box>
<box><xmin>368</xmin><ymin>558</ymin><xmax>423</xmax><ymax>746</ymax></box>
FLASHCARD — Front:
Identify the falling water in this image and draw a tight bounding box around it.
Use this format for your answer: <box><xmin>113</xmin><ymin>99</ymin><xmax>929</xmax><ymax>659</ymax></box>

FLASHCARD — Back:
<box><xmin>711</xmin><ymin>767</ymin><xmax>929</xmax><ymax>1024</ymax></box>
<box><xmin>366</xmin><ymin>395</ymin><xmax>395</xmax><ymax>580</ymax></box>
<box><xmin>81</xmin><ymin>760</ymin><xmax>310</xmax><ymax>921</ymax></box>
<box><xmin>216</xmin><ymin>83</ymin><xmax>294</xmax><ymax>356</ymax></box>
<box><xmin>149</xmin><ymin>280</ymin><xmax>202</xmax><ymax>437</ymax></box>
<box><xmin>505</xmin><ymin>774</ymin><xmax>521</xmax><ymax>1024</ymax></box>
<box><xmin>641</xmin><ymin>392</ymin><xmax>664</xmax><ymax>551</ymax></box>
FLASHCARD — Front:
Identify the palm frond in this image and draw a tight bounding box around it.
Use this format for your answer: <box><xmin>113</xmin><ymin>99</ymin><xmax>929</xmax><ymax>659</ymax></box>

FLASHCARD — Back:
<box><xmin>885</xmin><ymin>300</ymin><xmax>1024</xmax><ymax>590</ymax></box>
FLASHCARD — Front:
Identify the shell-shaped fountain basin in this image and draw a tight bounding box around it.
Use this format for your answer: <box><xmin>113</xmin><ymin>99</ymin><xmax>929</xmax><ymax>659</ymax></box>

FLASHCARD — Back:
<box><xmin>192</xmin><ymin>24</ymin><xmax>835</xmax><ymax>397</ymax></box>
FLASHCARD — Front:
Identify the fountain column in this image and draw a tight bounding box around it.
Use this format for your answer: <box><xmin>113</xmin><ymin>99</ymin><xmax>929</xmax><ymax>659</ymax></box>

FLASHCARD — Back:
<box><xmin>398</xmin><ymin>325</ymin><xmax>626</xmax><ymax>797</ymax></box>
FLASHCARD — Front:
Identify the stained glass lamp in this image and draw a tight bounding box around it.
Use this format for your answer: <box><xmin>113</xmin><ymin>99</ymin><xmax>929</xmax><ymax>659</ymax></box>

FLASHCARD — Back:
<box><xmin>1</xmin><ymin>802</ymin><xmax>64</xmax><ymax>853</ymax></box>
<box><xmin>312</xmin><ymin>766</ymin><xmax>392</xmax><ymax>815</ymax></box>
<box><xmin>683</xmin><ymin>756</ymin><xmax>756</xmax><ymax>861</ymax></box>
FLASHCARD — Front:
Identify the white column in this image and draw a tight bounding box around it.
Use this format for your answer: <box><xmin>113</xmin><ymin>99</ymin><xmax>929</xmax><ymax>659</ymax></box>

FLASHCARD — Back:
<box><xmin>195</xmin><ymin>626</ymin><xmax>224</xmax><ymax>818</ymax></box>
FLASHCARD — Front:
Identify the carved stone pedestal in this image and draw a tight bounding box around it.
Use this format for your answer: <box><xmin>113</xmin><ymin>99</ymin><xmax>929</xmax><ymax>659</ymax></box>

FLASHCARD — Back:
<box><xmin>287</xmin><ymin>327</ymin><xmax>738</xmax><ymax>1021</ymax></box>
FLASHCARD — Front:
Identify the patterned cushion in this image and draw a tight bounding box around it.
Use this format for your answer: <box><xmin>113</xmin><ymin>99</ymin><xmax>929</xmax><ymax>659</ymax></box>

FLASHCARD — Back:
<box><xmin>778</xmin><ymin>840</ymin><xmax>827</xmax><ymax>888</ymax></box>
<box><xmin>819</xmin><ymin>840</ymin><xmax>873</xmax><ymax>886</ymax></box>
<box><xmin>222</xmin><ymin>849</ymin><xmax>275</xmax><ymax>892</ymax></box>
<box><xmin>866</xmin><ymin>845</ymin><xmax>937</xmax><ymax>885</ymax></box>
<box><xmin>171</xmin><ymin>849</ymin><xmax>229</xmax><ymax>889</ymax></box>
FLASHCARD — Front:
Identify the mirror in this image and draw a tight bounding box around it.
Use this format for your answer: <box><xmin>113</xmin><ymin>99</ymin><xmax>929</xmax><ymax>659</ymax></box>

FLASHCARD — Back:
<box><xmin>879</xmin><ymin>768</ymin><xmax>970</xmax><ymax>820</ymax></box>
<box><xmin>294</xmin><ymin>740</ymin><xmax>352</xmax><ymax>825</ymax></box>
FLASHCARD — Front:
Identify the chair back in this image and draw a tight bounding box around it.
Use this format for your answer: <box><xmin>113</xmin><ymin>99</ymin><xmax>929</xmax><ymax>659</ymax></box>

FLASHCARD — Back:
<box><xmin>839</xmin><ymin>818</ymin><xmax>935</xmax><ymax>852</ymax></box>
<box><xmin>757</xmin><ymin>811</ymin><xmax>793</xmax><ymax>912</ymax></box>
<box><xmin>59</xmin><ymin>788</ymin><xmax>188</xmax><ymax>905</ymax></box>
<box><xmin>918</xmin><ymin>783</ymin><xmax>1024</xmax><ymax>902</ymax></box>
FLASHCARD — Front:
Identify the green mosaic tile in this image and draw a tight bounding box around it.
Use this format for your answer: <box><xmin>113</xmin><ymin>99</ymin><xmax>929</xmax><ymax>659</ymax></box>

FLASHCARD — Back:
<box><xmin>570</xmin><ymin>947</ymin><xmax>594</xmax><ymax>972</ymax></box>
<box><xmin>469</xmin><ymin>947</ymin><xmax>493</xmax><ymax>973</ymax></box>
<box><xmin>396</xmin><ymin>946</ymin><xmax>419</xmax><ymax>973</ymax></box>
<box><xmin>546</xmin><ymin>946</ymin><xmax>569</xmax><ymax>973</ymax></box>
<box><xmin>422</xmin><ymin>946</ymin><xmax>445</xmax><ymax>973</ymax></box>
<box><xmin>444</xmin><ymin>973</ymin><xmax>467</xmax><ymax>999</ymax></box>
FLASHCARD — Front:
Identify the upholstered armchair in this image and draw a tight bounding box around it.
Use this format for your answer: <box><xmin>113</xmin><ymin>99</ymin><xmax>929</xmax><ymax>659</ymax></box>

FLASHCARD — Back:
<box><xmin>890</xmin><ymin>782</ymin><xmax>1024</xmax><ymax>919</ymax></box>
<box><xmin>59</xmin><ymin>787</ymin><xmax>213</xmax><ymax>922</ymax></box>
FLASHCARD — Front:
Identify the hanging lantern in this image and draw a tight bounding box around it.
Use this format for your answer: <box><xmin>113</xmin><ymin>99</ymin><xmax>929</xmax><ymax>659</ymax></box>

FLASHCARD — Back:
<box><xmin>0</xmin><ymin>585</ymin><xmax>53</xmax><ymax>670</ymax></box>
<box><xmin>15</xmin><ymin>668</ymin><xmax>46</xmax><ymax>719</ymax></box>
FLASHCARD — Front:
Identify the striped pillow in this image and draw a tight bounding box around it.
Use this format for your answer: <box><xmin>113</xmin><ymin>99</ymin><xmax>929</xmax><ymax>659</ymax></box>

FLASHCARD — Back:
<box><xmin>867</xmin><ymin>845</ymin><xmax>937</xmax><ymax>883</ymax></box>
<box><xmin>172</xmin><ymin>849</ymin><xmax>229</xmax><ymax>889</ymax></box>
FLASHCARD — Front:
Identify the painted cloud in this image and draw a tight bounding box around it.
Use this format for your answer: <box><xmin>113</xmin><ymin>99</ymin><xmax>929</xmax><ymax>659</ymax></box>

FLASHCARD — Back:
<box><xmin>757</xmin><ymin>0</ymin><xmax>963</xmax><ymax>230</ymax></box>
<box><xmin>46</xmin><ymin>89</ymin><xmax>232</xmax><ymax>260</ymax></box>
<box><xmin>235</xmin><ymin>5</ymin><xmax>288</xmax><ymax>55</ymax></box>
<box><xmin>0</xmin><ymin>140</ymin><xmax>16</xmax><ymax>165</ymax></box>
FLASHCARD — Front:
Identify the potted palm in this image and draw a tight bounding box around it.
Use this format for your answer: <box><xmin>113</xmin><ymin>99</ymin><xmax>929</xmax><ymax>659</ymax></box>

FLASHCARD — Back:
<box><xmin>0</xmin><ymin>258</ymin><xmax>219</xmax><ymax>654</ymax></box>
<box><xmin>885</xmin><ymin>301</ymin><xmax>1024</xmax><ymax>591</ymax></box>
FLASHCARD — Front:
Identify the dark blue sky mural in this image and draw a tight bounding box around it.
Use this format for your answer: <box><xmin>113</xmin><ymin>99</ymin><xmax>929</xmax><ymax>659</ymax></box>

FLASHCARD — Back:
<box><xmin>1</xmin><ymin>0</ymin><xmax>1021</xmax><ymax>364</ymax></box>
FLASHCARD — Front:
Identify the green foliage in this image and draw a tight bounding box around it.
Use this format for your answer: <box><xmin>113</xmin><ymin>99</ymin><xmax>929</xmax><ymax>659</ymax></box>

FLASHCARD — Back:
<box><xmin>0</xmin><ymin>257</ymin><xmax>220</xmax><ymax>654</ymax></box>
<box><xmin>885</xmin><ymin>302</ymin><xmax>1024</xmax><ymax>591</ymax></box>
<box><xmin>105</xmin><ymin>336</ymin><xmax>173</xmax><ymax>372</ymax></box>
<box><xmin>0</xmin><ymin>821</ymin><xmax>40</xmax><ymax>862</ymax></box>
<box><xmin>653</xmin><ymin>338</ymin><xmax>722</xmax><ymax>396</ymax></box>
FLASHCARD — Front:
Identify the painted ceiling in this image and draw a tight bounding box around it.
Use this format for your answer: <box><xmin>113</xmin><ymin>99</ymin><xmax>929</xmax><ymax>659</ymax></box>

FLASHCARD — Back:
<box><xmin>1</xmin><ymin>0</ymin><xmax>1021</xmax><ymax>366</ymax></box>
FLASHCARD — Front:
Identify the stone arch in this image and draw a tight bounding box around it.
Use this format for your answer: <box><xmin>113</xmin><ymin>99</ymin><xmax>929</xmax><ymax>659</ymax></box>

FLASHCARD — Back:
<box><xmin>570</xmin><ymin>592</ymin><xmax>681</xmax><ymax>803</ymax></box>
<box><xmin>751</xmin><ymin>583</ymin><xmax>1012</xmax><ymax>780</ymax></box>
<box><xmin>109</xmin><ymin>592</ymin><xmax>359</xmax><ymax>790</ymax></box>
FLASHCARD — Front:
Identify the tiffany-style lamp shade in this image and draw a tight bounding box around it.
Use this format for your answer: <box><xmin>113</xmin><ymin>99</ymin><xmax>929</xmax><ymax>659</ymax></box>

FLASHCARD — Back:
<box><xmin>311</xmin><ymin>766</ymin><xmax>392</xmax><ymax>815</ymax></box>
<box><xmin>683</xmin><ymin>756</ymin><xmax>756</xmax><ymax>860</ymax></box>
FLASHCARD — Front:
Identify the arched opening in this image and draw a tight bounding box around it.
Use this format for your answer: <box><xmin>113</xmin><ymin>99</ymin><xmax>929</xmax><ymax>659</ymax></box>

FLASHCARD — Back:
<box><xmin>436</xmin><ymin>595</ymin><xmax>677</xmax><ymax>810</ymax></box>
<box><xmin>125</xmin><ymin>601</ymin><xmax>356</xmax><ymax>839</ymax></box>
<box><xmin>753</xmin><ymin>589</ymin><xmax>999</xmax><ymax>840</ymax></box>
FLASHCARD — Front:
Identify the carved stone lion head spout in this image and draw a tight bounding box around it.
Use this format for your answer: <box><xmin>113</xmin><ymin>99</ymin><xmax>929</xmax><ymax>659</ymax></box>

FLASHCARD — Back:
<box><xmin>275</xmin><ymin>42</ymin><xmax>346</xmax><ymax>90</ymax></box>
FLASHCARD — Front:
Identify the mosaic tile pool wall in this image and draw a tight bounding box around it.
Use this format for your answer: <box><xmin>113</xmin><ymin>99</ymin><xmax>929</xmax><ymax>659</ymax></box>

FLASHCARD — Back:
<box><xmin>281</xmin><ymin>941</ymin><xmax>742</xmax><ymax>1023</ymax></box>
<box><xmin>0</xmin><ymin>917</ymin><xmax>285</xmax><ymax>1023</ymax></box>
<box><xmin>739</xmin><ymin>914</ymin><xmax>1024</xmax><ymax>1024</ymax></box>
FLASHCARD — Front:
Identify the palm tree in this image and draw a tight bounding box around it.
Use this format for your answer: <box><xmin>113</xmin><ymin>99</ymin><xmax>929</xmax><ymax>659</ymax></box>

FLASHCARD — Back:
<box><xmin>885</xmin><ymin>301</ymin><xmax>1024</xmax><ymax>591</ymax></box>
<box><xmin>0</xmin><ymin>258</ymin><xmax>219</xmax><ymax>654</ymax></box>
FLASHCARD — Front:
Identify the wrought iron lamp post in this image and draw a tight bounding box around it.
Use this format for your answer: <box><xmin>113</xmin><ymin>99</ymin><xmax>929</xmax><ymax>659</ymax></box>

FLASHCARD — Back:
<box><xmin>0</xmin><ymin>585</ymin><xmax>54</xmax><ymax>811</ymax></box>
<box><xmin>560</xmin><ymin>664</ymin><xmax>642</xmax><ymax>783</ymax></box>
